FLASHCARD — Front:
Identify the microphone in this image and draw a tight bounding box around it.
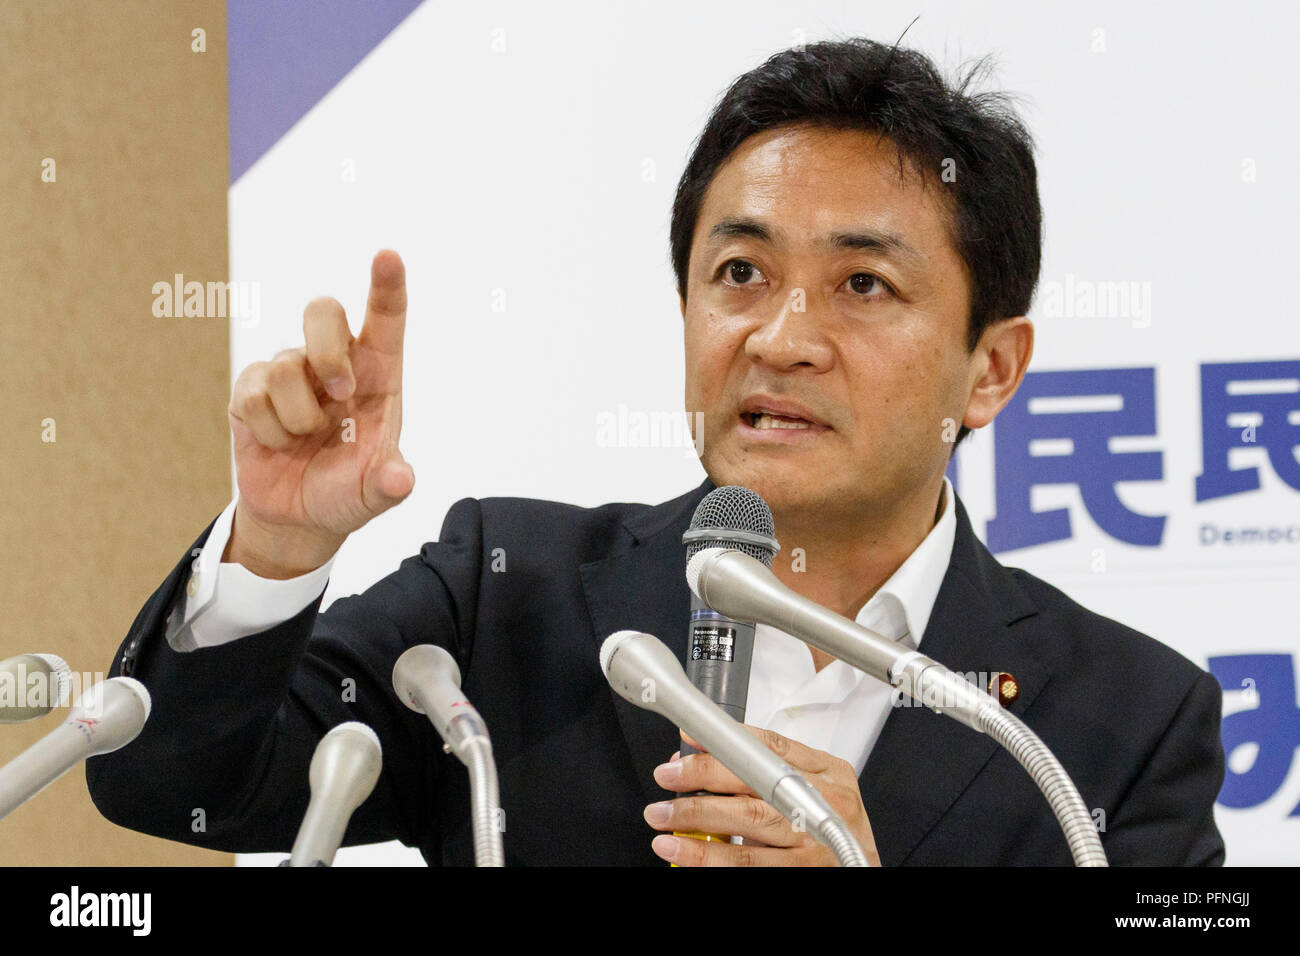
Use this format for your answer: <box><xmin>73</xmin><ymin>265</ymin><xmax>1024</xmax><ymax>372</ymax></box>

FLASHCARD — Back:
<box><xmin>287</xmin><ymin>722</ymin><xmax>382</xmax><ymax>867</ymax></box>
<box><xmin>0</xmin><ymin>653</ymin><xmax>72</xmax><ymax>723</ymax></box>
<box><xmin>678</xmin><ymin>487</ymin><xmax>778</xmax><ymax>845</ymax></box>
<box><xmin>687</xmin><ymin>546</ymin><xmax>992</xmax><ymax>727</ymax></box>
<box><xmin>600</xmin><ymin>630</ymin><xmax>869</xmax><ymax>867</ymax></box>
<box><xmin>393</xmin><ymin>645</ymin><xmax>504</xmax><ymax>866</ymax></box>
<box><xmin>686</xmin><ymin>547</ymin><xmax>1109</xmax><ymax>867</ymax></box>
<box><xmin>681</xmin><ymin>486</ymin><xmax>778</xmax><ymax>727</ymax></box>
<box><xmin>0</xmin><ymin>677</ymin><xmax>151</xmax><ymax>820</ymax></box>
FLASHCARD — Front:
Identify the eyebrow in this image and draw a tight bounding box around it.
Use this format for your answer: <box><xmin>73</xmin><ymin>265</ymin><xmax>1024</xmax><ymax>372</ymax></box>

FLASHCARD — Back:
<box><xmin>706</xmin><ymin>216</ymin><xmax>923</xmax><ymax>266</ymax></box>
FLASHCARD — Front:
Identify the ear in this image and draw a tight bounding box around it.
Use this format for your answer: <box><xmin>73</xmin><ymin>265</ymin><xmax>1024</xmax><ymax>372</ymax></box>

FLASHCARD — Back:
<box><xmin>962</xmin><ymin>316</ymin><xmax>1034</xmax><ymax>431</ymax></box>
<box><xmin>679</xmin><ymin>293</ymin><xmax>687</xmax><ymax>321</ymax></box>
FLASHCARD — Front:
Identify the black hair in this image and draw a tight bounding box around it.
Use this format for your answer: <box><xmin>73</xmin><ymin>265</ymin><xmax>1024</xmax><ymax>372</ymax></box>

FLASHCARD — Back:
<box><xmin>670</xmin><ymin>37</ymin><xmax>1041</xmax><ymax>445</ymax></box>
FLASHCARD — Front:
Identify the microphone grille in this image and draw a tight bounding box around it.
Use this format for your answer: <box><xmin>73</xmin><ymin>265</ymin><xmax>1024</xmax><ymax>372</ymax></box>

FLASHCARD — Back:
<box><xmin>31</xmin><ymin>653</ymin><xmax>72</xmax><ymax>707</ymax></box>
<box><xmin>684</xmin><ymin>485</ymin><xmax>777</xmax><ymax>567</ymax></box>
<box><xmin>599</xmin><ymin>631</ymin><xmax>637</xmax><ymax>678</ymax></box>
<box><xmin>328</xmin><ymin>720</ymin><xmax>383</xmax><ymax>756</ymax></box>
<box><xmin>118</xmin><ymin>677</ymin><xmax>152</xmax><ymax>721</ymax></box>
<box><xmin>684</xmin><ymin>550</ymin><xmax>710</xmax><ymax>597</ymax></box>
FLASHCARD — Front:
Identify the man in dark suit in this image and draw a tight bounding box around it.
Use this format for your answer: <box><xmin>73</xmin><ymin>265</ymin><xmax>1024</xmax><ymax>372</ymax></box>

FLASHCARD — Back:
<box><xmin>86</xmin><ymin>38</ymin><xmax>1225</xmax><ymax>865</ymax></box>
<box><xmin>86</xmin><ymin>479</ymin><xmax>1226</xmax><ymax>866</ymax></box>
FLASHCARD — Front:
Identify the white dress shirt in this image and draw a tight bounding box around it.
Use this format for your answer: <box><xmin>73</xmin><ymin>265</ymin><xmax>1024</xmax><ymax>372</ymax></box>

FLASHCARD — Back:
<box><xmin>164</xmin><ymin>500</ymin><xmax>336</xmax><ymax>652</ymax></box>
<box><xmin>747</xmin><ymin>479</ymin><xmax>956</xmax><ymax>775</ymax></box>
<box><xmin>168</xmin><ymin>479</ymin><xmax>957</xmax><ymax>775</ymax></box>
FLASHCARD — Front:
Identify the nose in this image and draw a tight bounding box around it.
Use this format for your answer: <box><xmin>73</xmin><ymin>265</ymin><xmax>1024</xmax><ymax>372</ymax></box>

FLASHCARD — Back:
<box><xmin>743</xmin><ymin>287</ymin><xmax>834</xmax><ymax>373</ymax></box>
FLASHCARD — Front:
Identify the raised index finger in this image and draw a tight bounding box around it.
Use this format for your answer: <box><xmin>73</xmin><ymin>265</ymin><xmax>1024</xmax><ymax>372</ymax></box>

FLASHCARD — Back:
<box><xmin>357</xmin><ymin>249</ymin><xmax>407</xmax><ymax>356</ymax></box>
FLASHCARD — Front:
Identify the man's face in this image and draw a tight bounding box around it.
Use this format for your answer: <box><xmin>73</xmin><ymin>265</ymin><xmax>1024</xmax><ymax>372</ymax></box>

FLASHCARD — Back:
<box><xmin>682</xmin><ymin>124</ymin><xmax>977</xmax><ymax>525</ymax></box>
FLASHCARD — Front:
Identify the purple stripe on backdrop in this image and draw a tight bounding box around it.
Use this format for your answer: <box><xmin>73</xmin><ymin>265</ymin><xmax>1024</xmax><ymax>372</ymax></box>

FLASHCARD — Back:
<box><xmin>227</xmin><ymin>0</ymin><xmax>426</xmax><ymax>183</ymax></box>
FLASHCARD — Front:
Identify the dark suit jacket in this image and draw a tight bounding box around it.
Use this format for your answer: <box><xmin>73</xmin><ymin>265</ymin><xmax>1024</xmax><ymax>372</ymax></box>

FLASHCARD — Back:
<box><xmin>86</xmin><ymin>479</ymin><xmax>1226</xmax><ymax>865</ymax></box>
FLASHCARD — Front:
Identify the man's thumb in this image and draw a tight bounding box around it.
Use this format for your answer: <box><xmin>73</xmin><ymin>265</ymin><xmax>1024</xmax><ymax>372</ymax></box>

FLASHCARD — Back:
<box><xmin>364</xmin><ymin>452</ymin><xmax>415</xmax><ymax>512</ymax></box>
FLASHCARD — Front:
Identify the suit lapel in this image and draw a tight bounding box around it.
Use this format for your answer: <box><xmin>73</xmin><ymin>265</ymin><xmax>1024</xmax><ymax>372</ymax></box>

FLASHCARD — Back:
<box><xmin>580</xmin><ymin>479</ymin><xmax>714</xmax><ymax>805</ymax></box>
<box><xmin>581</xmin><ymin>482</ymin><xmax>1056</xmax><ymax>860</ymax></box>
<box><xmin>860</xmin><ymin>495</ymin><xmax>1053</xmax><ymax>866</ymax></box>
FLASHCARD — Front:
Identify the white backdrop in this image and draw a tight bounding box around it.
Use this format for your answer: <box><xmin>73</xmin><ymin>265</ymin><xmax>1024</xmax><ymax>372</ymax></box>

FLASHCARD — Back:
<box><xmin>229</xmin><ymin>0</ymin><xmax>1300</xmax><ymax>865</ymax></box>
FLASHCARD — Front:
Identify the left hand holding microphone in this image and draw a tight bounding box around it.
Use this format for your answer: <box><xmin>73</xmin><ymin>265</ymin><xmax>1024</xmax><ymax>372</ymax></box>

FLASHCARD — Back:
<box><xmin>645</xmin><ymin>727</ymin><xmax>881</xmax><ymax>867</ymax></box>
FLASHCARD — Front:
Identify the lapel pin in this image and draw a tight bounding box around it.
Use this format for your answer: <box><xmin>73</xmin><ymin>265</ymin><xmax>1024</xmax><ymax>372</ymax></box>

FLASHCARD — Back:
<box><xmin>988</xmin><ymin>672</ymin><xmax>1019</xmax><ymax>707</ymax></box>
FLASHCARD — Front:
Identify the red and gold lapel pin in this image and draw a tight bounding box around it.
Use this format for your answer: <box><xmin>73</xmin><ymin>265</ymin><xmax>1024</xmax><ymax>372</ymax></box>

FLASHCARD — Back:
<box><xmin>988</xmin><ymin>672</ymin><xmax>1019</xmax><ymax>707</ymax></box>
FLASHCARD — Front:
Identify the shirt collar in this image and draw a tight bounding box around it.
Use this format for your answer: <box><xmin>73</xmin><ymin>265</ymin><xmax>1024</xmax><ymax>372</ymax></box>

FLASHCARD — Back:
<box><xmin>854</xmin><ymin>476</ymin><xmax>956</xmax><ymax>651</ymax></box>
<box><xmin>750</xmin><ymin>478</ymin><xmax>958</xmax><ymax>713</ymax></box>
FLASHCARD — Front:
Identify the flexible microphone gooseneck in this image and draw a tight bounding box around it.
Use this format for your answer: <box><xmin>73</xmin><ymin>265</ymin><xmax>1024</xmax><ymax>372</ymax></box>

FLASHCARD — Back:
<box><xmin>687</xmin><ymin>546</ymin><xmax>1108</xmax><ymax>867</ymax></box>
<box><xmin>601</xmin><ymin>630</ymin><xmax>869</xmax><ymax>867</ymax></box>
<box><xmin>392</xmin><ymin>644</ymin><xmax>504</xmax><ymax>867</ymax></box>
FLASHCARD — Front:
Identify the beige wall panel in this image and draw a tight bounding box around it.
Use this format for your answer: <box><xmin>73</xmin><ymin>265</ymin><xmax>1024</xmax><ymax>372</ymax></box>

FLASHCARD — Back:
<box><xmin>0</xmin><ymin>0</ymin><xmax>233</xmax><ymax>865</ymax></box>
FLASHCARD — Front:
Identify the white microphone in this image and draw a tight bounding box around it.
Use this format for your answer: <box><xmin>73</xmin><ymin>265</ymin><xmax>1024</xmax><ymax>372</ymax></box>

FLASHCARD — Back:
<box><xmin>0</xmin><ymin>677</ymin><xmax>151</xmax><ymax>820</ymax></box>
<box><xmin>392</xmin><ymin>645</ymin><xmax>487</xmax><ymax>760</ymax></box>
<box><xmin>599</xmin><ymin>630</ymin><xmax>869</xmax><ymax>867</ymax></box>
<box><xmin>392</xmin><ymin>645</ymin><xmax>504</xmax><ymax>867</ymax></box>
<box><xmin>287</xmin><ymin>722</ymin><xmax>382</xmax><ymax>867</ymax></box>
<box><xmin>685</xmin><ymin>547</ymin><xmax>1109</xmax><ymax>867</ymax></box>
<box><xmin>686</xmin><ymin>547</ymin><xmax>994</xmax><ymax>729</ymax></box>
<box><xmin>0</xmin><ymin>653</ymin><xmax>73</xmax><ymax>723</ymax></box>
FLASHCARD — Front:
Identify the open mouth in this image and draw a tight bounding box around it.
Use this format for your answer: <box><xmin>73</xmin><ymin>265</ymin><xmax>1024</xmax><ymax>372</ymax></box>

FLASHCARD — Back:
<box><xmin>742</xmin><ymin>411</ymin><xmax>818</xmax><ymax>431</ymax></box>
